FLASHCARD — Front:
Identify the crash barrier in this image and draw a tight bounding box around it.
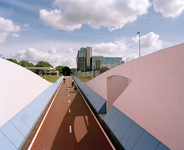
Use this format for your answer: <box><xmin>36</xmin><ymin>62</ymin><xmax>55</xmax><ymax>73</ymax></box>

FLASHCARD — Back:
<box><xmin>0</xmin><ymin>76</ymin><xmax>64</xmax><ymax>150</ymax></box>
<box><xmin>73</xmin><ymin>76</ymin><xmax>106</xmax><ymax>114</ymax></box>
<box><xmin>104</xmin><ymin>106</ymin><xmax>170</xmax><ymax>150</ymax></box>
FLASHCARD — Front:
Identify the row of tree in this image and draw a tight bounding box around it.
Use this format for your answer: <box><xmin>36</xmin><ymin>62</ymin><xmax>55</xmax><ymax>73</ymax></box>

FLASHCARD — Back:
<box><xmin>5</xmin><ymin>58</ymin><xmax>75</xmax><ymax>76</ymax></box>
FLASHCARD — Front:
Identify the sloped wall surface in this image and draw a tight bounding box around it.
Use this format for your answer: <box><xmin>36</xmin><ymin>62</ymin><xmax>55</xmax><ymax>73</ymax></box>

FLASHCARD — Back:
<box><xmin>0</xmin><ymin>58</ymin><xmax>52</xmax><ymax>127</ymax></box>
<box><xmin>0</xmin><ymin>77</ymin><xmax>63</xmax><ymax>149</ymax></box>
<box><xmin>73</xmin><ymin>76</ymin><xmax>106</xmax><ymax>114</ymax></box>
<box><xmin>0</xmin><ymin>58</ymin><xmax>63</xmax><ymax>149</ymax></box>
<box><xmin>86</xmin><ymin>43</ymin><xmax>184</xmax><ymax>150</ymax></box>
<box><xmin>104</xmin><ymin>106</ymin><xmax>169</xmax><ymax>150</ymax></box>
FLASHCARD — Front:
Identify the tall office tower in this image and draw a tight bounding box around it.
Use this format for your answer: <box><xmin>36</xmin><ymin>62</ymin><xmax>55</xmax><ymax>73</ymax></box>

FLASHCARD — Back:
<box><xmin>85</xmin><ymin>47</ymin><xmax>92</xmax><ymax>68</ymax></box>
<box><xmin>77</xmin><ymin>47</ymin><xmax>92</xmax><ymax>72</ymax></box>
<box><xmin>91</xmin><ymin>56</ymin><xmax>122</xmax><ymax>71</ymax></box>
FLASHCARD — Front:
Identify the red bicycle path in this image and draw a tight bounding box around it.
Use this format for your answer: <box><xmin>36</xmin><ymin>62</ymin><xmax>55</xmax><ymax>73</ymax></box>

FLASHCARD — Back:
<box><xmin>27</xmin><ymin>76</ymin><xmax>114</xmax><ymax>150</ymax></box>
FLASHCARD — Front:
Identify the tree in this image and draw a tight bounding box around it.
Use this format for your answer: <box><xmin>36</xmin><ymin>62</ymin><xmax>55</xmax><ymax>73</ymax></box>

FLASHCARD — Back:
<box><xmin>20</xmin><ymin>60</ymin><xmax>34</xmax><ymax>67</ymax></box>
<box><xmin>86</xmin><ymin>66</ymin><xmax>91</xmax><ymax>72</ymax></box>
<box><xmin>35</xmin><ymin>61</ymin><xmax>53</xmax><ymax>68</ymax></box>
<box><xmin>71</xmin><ymin>68</ymin><xmax>77</xmax><ymax>75</ymax></box>
<box><xmin>35</xmin><ymin>61</ymin><xmax>53</xmax><ymax>75</ymax></box>
<box><xmin>6</xmin><ymin>58</ymin><xmax>19</xmax><ymax>65</ymax></box>
<box><xmin>62</xmin><ymin>66</ymin><xmax>71</xmax><ymax>76</ymax></box>
<box><xmin>56</xmin><ymin>65</ymin><xmax>64</xmax><ymax>75</ymax></box>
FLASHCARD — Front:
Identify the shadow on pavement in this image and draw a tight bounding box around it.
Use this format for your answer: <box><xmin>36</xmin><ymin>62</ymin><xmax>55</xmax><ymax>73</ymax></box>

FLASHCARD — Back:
<box><xmin>51</xmin><ymin>91</ymin><xmax>113</xmax><ymax>150</ymax></box>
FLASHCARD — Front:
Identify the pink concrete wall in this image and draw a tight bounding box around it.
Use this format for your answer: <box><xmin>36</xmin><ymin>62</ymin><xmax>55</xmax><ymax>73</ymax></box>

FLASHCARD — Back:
<box><xmin>85</xmin><ymin>43</ymin><xmax>184</xmax><ymax>150</ymax></box>
<box><xmin>107</xmin><ymin>76</ymin><xmax>131</xmax><ymax>111</ymax></box>
<box><xmin>0</xmin><ymin>58</ymin><xmax>52</xmax><ymax>127</ymax></box>
<box><xmin>86</xmin><ymin>61</ymin><xmax>133</xmax><ymax>100</ymax></box>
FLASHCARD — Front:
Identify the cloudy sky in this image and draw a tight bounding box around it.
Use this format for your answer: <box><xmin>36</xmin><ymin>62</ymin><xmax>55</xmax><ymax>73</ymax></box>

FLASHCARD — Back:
<box><xmin>0</xmin><ymin>0</ymin><xmax>184</xmax><ymax>68</ymax></box>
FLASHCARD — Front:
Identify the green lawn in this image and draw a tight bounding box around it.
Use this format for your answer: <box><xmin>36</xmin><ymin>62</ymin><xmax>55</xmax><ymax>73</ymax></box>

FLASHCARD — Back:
<box><xmin>39</xmin><ymin>75</ymin><xmax>61</xmax><ymax>83</ymax></box>
<box><xmin>39</xmin><ymin>75</ymin><xmax>94</xmax><ymax>83</ymax></box>
<box><xmin>76</xmin><ymin>76</ymin><xmax>94</xmax><ymax>82</ymax></box>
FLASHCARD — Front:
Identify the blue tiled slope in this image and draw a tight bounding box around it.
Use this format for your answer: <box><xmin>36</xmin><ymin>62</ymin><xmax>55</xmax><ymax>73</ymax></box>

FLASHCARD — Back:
<box><xmin>73</xmin><ymin>76</ymin><xmax>106</xmax><ymax>114</ymax></box>
<box><xmin>103</xmin><ymin>106</ymin><xmax>170</xmax><ymax>150</ymax></box>
<box><xmin>0</xmin><ymin>76</ymin><xmax>64</xmax><ymax>150</ymax></box>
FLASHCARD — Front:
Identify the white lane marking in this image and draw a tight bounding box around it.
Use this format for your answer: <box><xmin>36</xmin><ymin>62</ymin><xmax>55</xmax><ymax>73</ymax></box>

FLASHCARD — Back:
<box><xmin>69</xmin><ymin>109</ymin><xmax>71</xmax><ymax>113</ymax></box>
<box><xmin>68</xmin><ymin>100</ymin><xmax>70</xmax><ymax>103</ymax></box>
<box><xmin>69</xmin><ymin>125</ymin><xmax>72</xmax><ymax>133</ymax></box>
<box><xmin>27</xmin><ymin>80</ymin><xmax>63</xmax><ymax>150</ymax></box>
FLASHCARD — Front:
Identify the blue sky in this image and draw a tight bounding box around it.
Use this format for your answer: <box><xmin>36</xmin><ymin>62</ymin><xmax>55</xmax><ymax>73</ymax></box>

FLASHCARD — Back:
<box><xmin>0</xmin><ymin>0</ymin><xmax>184</xmax><ymax>68</ymax></box>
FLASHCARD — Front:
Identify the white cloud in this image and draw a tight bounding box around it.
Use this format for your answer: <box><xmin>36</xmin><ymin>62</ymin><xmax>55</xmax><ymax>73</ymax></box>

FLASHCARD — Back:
<box><xmin>153</xmin><ymin>0</ymin><xmax>184</xmax><ymax>18</ymax></box>
<box><xmin>0</xmin><ymin>17</ymin><xmax>20</xmax><ymax>44</ymax></box>
<box><xmin>125</xmin><ymin>53</ymin><xmax>138</xmax><ymax>62</ymax></box>
<box><xmin>24</xmin><ymin>23</ymin><xmax>29</xmax><ymax>27</ymax></box>
<box><xmin>11</xmin><ymin>33</ymin><xmax>19</xmax><ymax>38</ymax></box>
<box><xmin>13</xmin><ymin>48</ymin><xmax>63</xmax><ymax>67</ymax></box>
<box><xmin>94</xmin><ymin>39</ymin><xmax>127</xmax><ymax>54</ymax></box>
<box><xmin>1</xmin><ymin>39</ymin><xmax>88</xmax><ymax>68</ymax></box>
<box><xmin>132</xmin><ymin>32</ymin><xmax>162</xmax><ymax>50</ymax></box>
<box><xmin>62</xmin><ymin>57</ymin><xmax>76</xmax><ymax>68</ymax></box>
<box><xmin>39</xmin><ymin>9</ymin><xmax>82</xmax><ymax>31</ymax></box>
<box><xmin>127</xmin><ymin>43</ymin><xmax>134</xmax><ymax>48</ymax></box>
<box><xmin>48</xmin><ymin>47</ymin><xmax>57</xmax><ymax>54</ymax></box>
<box><xmin>66</xmin><ymin>48</ymin><xmax>74</xmax><ymax>53</ymax></box>
<box><xmin>40</xmin><ymin>0</ymin><xmax>151</xmax><ymax>31</ymax></box>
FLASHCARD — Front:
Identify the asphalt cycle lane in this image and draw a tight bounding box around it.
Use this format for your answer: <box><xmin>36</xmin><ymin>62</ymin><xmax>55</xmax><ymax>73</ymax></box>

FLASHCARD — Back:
<box><xmin>27</xmin><ymin>76</ymin><xmax>114</xmax><ymax>150</ymax></box>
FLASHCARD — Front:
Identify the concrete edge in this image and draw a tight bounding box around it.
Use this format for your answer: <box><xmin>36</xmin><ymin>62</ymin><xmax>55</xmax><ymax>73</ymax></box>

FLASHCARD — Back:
<box><xmin>19</xmin><ymin>76</ymin><xmax>64</xmax><ymax>149</ymax></box>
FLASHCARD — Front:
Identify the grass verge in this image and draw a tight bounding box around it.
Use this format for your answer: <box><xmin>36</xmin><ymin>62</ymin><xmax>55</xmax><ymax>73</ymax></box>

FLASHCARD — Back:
<box><xmin>39</xmin><ymin>75</ymin><xmax>61</xmax><ymax>83</ymax></box>
<box><xmin>76</xmin><ymin>76</ymin><xmax>94</xmax><ymax>82</ymax></box>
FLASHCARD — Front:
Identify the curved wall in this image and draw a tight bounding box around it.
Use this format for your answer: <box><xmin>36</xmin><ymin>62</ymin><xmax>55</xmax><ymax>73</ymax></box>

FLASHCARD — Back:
<box><xmin>107</xmin><ymin>75</ymin><xmax>131</xmax><ymax>111</ymax></box>
<box><xmin>73</xmin><ymin>76</ymin><xmax>106</xmax><ymax>114</ymax></box>
<box><xmin>85</xmin><ymin>43</ymin><xmax>184</xmax><ymax>150</ymax></box>
<box><xmin>0</xmin><ymin>58</ymin><xmax>64</xmax><ymax>149</ymax></box>
<box><xmin>0</xmin><ymin>76</ymin><xmax>63</xmax><ymax>150</ymax></box>
<box><xmin>0</xmin><ymin>58</ymin><xmax>52</xmax><ymax>127</ymax></box>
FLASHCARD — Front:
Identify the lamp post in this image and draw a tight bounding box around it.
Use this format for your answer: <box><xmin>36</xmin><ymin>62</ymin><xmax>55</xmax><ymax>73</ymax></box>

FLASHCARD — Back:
<box><xmin>137</xmin><ymin>32</ymin><xmax>141</xmax><ymax>57</ymax></box>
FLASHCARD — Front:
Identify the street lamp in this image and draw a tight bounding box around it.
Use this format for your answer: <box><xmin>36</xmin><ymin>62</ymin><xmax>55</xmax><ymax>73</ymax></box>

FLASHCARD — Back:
<box><xmin>137</xmin><ymin>32</ymin><xmax>141</xmax><ymax>57</ymax></box>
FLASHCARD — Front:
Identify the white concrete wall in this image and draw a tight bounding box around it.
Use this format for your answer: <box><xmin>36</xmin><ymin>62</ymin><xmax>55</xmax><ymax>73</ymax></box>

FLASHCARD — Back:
<box><xmin>0</xmin><ymin>58</ymin><xmax>52</xmax><ymax>127</ymax></box>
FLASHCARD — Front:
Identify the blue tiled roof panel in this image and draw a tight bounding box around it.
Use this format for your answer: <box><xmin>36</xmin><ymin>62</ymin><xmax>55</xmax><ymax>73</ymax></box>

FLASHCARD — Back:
<box><xmin>103</xmin><ymin>106</ymin><xmax>170</xmax><ymax>150</ymax></box>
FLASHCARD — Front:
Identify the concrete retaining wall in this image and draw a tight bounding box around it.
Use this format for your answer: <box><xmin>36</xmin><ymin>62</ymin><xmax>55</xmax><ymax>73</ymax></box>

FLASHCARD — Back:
<box><xmin>0</xmin><ymin>76</ymin><xmax>63</xmax><ymax>150</ymax></box>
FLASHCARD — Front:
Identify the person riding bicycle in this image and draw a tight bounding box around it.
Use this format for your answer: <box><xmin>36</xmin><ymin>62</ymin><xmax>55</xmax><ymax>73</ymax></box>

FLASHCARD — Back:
<box><xmin>74</xmin><ymin>83</ymin><xmax>78</xmax><ymax>91</ymax></box>
<box><xmin>71</xmin><ymin>80</ymin><xmax>74</xmax><ymax>87</ymax></box>
<box><xmin>63</xmin><ymin>77</ymin><xmax>66</xmax><ymax>83</ymax></box>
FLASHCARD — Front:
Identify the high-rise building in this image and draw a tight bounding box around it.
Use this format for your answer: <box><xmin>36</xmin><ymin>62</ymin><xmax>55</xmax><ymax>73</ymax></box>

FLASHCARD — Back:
<box><xmin>76</xmin><ymin>47</ymin><xmax>92</xmax><ymax>72</ymax></box>
<box><xmin>77</xmin><ymin>47</ymin><xmax>123</xmax><ymax>72</ymax></box>
<box><xmin>91</xmin><ymin>56</ymin><xmax>122</xmax><ymax>71</ymax></box>
<box><xmin>85</xmin><ymin>47</ymin><xmax>92</xmax><ymax>67</ymax></box>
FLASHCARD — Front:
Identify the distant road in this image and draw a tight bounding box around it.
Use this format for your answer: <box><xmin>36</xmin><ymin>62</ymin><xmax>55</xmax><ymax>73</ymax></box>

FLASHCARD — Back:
<box><xmin>27</xmin><ymin>76</ymin><xmax>115</xmax><ymax>150</ymax></box>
